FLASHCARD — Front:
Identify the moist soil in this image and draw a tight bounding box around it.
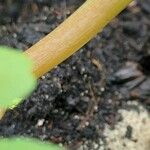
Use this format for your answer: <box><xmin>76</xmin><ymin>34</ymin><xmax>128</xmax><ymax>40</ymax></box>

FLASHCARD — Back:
<box><xmin>0</xmin><ymin>0</ymin><xmax>149</xmax><ymax>149</ymax></box>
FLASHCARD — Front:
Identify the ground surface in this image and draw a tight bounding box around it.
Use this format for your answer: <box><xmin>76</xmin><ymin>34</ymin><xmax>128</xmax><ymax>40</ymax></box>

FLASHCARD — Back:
<box><xmin>0</xmin><ymin>0</ymin><xmax>149</xmax><ymax>149</ymax></box>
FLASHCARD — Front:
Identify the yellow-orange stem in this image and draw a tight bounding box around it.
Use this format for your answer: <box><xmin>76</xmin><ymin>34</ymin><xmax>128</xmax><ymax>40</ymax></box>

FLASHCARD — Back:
<box><xmin>0</xmin><ymin>0</ymin><xmax>133</xmax><ymax>120</ymax></box>
<box><xmin>25</xmin><ymin>0</ymin><xmax>132</xmax><ymax>78</ymax></box>
<box><xmin>0</xmin><ymin>108</ymin><xmax>5</xmax><ymax>120</ymax></box>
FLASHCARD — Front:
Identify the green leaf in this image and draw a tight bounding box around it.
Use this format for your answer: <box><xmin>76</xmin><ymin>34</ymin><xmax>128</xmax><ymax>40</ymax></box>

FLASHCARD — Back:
<box><xmin>0</xmin><ymin>138</ymin><xmax>63</xmax><ymax>150</ymax></box>
<box><xmin>0</xmin><ymin>46</ymin><xmax>37</xmax><ymax>108</ymax></box>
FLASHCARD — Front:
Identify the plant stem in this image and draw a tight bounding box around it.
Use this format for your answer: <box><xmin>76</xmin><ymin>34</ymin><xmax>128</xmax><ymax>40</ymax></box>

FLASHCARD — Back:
<box><xmin>25</xmin><ymin>0</ymin><xmax>132</xmax><ymax>78</ymax></box>
<box><xmin>0</xmin><ymin>108</ymin><xmax>5</xmax><ymax>120</ymax></box>
<box><xmin>0</xmin><ymin>0</ymin><xmax>133</xmax><ymax>120</ymax></box>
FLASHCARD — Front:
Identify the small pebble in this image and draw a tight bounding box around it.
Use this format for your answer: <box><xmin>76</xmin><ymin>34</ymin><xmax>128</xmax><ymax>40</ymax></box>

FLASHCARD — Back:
<box><xmin>37</xmin><ymin>119</ymin><xmax>45</xmax><ymax>127</ymax></box>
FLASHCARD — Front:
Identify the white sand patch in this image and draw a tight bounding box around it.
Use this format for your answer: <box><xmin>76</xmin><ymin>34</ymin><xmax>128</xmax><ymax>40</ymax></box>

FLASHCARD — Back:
<box><xmin>104</xmin><ymin>101</ymin><xmax>150</xmax><ymax>150</ymax></box>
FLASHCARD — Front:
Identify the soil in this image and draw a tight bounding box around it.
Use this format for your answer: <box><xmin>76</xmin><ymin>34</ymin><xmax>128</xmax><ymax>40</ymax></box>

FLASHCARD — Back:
<box><xmin>0</xmin><ymin>0</ymin><xmax>149</xmax><ymax>149</ymax></box>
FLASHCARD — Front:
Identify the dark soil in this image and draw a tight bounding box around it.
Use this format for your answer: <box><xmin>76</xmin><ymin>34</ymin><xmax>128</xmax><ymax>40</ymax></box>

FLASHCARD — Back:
<box><xmin>0</xmin><ymin>0</ymin><xmax>149</xmax><ymax>149</ymax></box>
